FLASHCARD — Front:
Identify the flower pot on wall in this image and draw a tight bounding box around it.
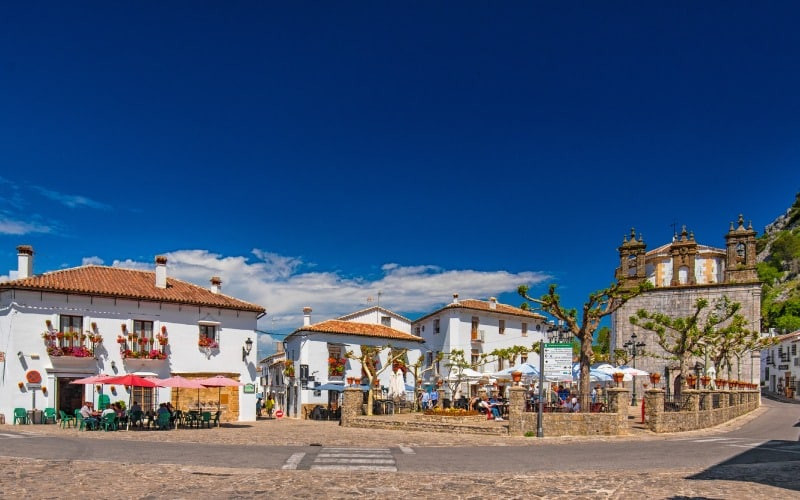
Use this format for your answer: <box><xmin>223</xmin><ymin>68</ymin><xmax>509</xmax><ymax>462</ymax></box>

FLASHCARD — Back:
<box><xmin>511</xmin><ymin>371</ymin><xmax>522</xmax><ymax>385</ymax></box>
<box><xmin>612</xmin><ymin>372</ymin><xmax>624</xmax><ymax>386</ymax></box>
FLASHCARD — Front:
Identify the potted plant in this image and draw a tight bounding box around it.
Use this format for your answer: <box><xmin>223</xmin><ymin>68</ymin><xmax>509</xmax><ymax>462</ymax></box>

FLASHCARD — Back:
<box><xmin>511</xmin><ymin>370</ymin><xmax>523</xmax><ymax>385</ymax></box>
<box><xmin>685</xmin><ymin>373</ymin><xmax>697</xmax><ymax>388</ymax></box>
<box><xmin>649</xmin><ymin>372</ymin><xmax>661</xmax><ymax>385</ymax></box>
<box><xmin>612</xmin><ymin>372</ymin><xmax>625</xmax><ymax>385</ymax></box>
<box><xmin>700</xmin><ymin>375</ymin><xmax>711</xmax><ymax>388</ymax></box>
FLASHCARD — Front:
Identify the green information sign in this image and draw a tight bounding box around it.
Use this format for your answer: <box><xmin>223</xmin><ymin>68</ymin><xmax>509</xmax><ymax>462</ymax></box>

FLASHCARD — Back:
<box><xmin>243</xmin><ymin>383</ymin><xmax>256</xmax><ymax>394</ymax></box>
<box><xmin>543</xmin><ymin>343</ymin><xmax>572</xmax><ymax>380</ymax></box>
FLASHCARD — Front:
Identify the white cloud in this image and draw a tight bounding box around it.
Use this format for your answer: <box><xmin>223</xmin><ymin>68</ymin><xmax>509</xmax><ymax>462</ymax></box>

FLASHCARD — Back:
<box><xmin>32</xmin><ymin>186</ymin><xmax>110</xmax><ymax>210</ymax></box>
<box><xmin>0</xmin><ymin>216</ymin><xmax>52</xmax><ymax>235</ymax></box>
<box><xmin>113</xmin><ymin>248</ymin><xmax>550</xmax><ymax>335</ymax></box>
<box><xmin>82</xmin><ymin>256</ymin><xmax>105</xmax><ymax>266</ymax></box>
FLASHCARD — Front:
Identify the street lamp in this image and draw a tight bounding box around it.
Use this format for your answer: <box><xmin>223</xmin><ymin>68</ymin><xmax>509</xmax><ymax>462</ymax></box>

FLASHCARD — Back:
<box><xmin>623</xmin><ymin>332</ymin><xmax>646</xmax><ymax>406</ymax></box>
<box><xmin>547</xmin><ymin>321</ymin><xmax>571</xmax><ymax>343</ymax></box>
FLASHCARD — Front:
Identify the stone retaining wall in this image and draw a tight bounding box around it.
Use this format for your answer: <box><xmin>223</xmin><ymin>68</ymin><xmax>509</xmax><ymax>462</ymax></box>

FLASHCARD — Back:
<box><xmin>644</xmin><ymin>388</ymin><xmax>759</xmax><ymax>433</ymax></box>
<box><xmin>347</xmin><ymin>415</ymin><xmax>509</xmax><ymax>436</ymax></box>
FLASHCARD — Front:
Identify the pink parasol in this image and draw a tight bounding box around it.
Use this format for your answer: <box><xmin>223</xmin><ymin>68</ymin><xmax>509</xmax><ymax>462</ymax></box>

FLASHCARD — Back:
<box><xmin>157</xmin><ymin>376</ymin><xmax>205</xmax><ymax>411</ymax></box>
<box><xmin>70</xmin><ymin>374</ymin><xmax>116</xmax><ymax>406</ymax></box>
<box><xmin>70</xmin><ymin>374</ymin><xmax>115</xmax><ymax>385</ymax></box>
<box><xmin>196</xmin><ymin>375</ymin><xmax>243</xmax><ymax>423</ymax></box>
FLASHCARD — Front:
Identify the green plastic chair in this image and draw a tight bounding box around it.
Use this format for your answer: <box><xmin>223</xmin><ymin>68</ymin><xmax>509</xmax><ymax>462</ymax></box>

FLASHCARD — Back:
<box><xmin>156</xmin><ymin>412</ymin><xmax>171</xmax><ymax>430</ymax></box>
<box><xmin>200</xmin><ymin>411</ymin><xmax>212</xmax><ymax>429</ymax></box>
<box><xmin>59</xmin><ymin>410</ymin><xmax>76</xmax><ymax>428</ymax></box>
<box><xmin>128</xmin><ymin>410</ymin><xmax>144</xmax><ymax>429</ymax></box>
<box><xmin>43</xmin><ymin>407</ymin><xmax>57</xmax><ymax>424</ymax></box>
<box><xmin>101</xmin><ymin>413</ymin><xmax>117</xmax><ymax>431</ymax></box>
<box><xmin>13</xmin><ymin>408</ymin><xmax>29</xmax><ymax>425</ymax></box>
<box><xmin>75</xmin><ymin>409</ymin><xmax>98</xmax><ymax>431</ymax></box>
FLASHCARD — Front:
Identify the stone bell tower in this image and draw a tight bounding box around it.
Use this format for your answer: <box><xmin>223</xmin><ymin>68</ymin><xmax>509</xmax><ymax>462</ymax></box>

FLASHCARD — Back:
<box><xmin>724</xmin><ymin>214</ymin><xmax>758</xmax><ymax>283</ymax></box>
<box><xmin>669</xmin><ymin>226</ymin><xmax>698</xmax><ymax>286</ymax></box>
<box><xmin>616</xmin><ymin>228</ymin><xmax>647</xmax><ymax>287</ymax></box>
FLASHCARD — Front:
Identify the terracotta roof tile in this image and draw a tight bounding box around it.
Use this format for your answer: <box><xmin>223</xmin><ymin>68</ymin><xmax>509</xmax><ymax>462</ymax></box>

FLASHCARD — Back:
<box><xmin>0</xmin><ymin>265</ymin><xmax>265</xmax><ymax>314</ymax></box>
<box><xmin>414</xmin><ymin>298</ymin><xmax>544</xmax><ymax>323</ymax></box>
<box><xmin>295</xmin><ymin>320</ymin><xmax>423</xmax><ymax>342</ymax></box>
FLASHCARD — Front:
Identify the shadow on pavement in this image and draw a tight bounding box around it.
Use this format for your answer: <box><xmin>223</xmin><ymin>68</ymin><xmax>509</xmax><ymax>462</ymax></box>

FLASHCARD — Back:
<box><xmin>687</xmin><ymin>439</ymin><xmax>800</xmax><ymax>492</ymax></box>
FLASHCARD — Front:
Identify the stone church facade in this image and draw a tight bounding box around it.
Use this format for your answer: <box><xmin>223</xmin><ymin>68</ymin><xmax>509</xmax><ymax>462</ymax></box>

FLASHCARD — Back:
<box><xmin>610</xmin><ymin>215</ymin><xmax>762</xmax><ymax>395</ymax></box>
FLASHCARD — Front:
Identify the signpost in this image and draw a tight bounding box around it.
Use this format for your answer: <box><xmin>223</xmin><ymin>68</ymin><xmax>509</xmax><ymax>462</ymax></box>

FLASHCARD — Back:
<box><xmin>543</xmin><ymin>343</ymin><xmax>572</xmax><ymax>381</ymax></box>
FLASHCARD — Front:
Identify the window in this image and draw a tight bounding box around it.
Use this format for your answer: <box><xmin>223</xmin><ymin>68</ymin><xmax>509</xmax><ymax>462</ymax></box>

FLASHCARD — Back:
<box><xmin>59</xmin><ymin>315</ymin><xmax>83</xmax><ymax>334</ymax></box>
<box><xmin>381</xmin><ymin>316</ymin><xmax>391</xmax><ymax>327</ymax></box>
<box><xmin>426</xmin><ymin>352</ymin><xmax>433</xmax><ymax>367</ymax></box>
<box><xmin>414</xmin><ymin>326</ymin><xmax>421</xmax><ymax>336</ymax></box>
<box><xmin>435</xmin><ymin>351</ymin><xmax>440</xmax><ymax>374</ymax></box>
<box><xmin>471</xmin><ymin>317</ymin><xmax>479</xmax><ymax>340</ymax></box>
<box><xmin>498</xmin><ymin>358</ymin><xmax>504</xmax><ymax>371</ymax></box>
<box><xmin>433</xmin><ymin>318</ymin><xmax>440</xmax><ymax>334</ymax></box>
<box><xmin>328</xmin><ymin>345</ymin><xmax>344</xmax><ymax>379</ymax></box>
<box><xmin>132</xmin><ymin>387</ymin><xmax>154</xmax><ymax>411</ymax></box>
<box><xmin>522</xmin><ymin>322</ymin><xmax>528</xmax><ymax>337</ymax></box>
<box><xmin>499</xmin><ymin>319</ymin><xmax>505</xmax><ymax>335</ymax></box>
<box><xmin>792</xmin><ymin>344</ymin><xmax>797</xmax><ymax>356</ymax></box>
<box><xmin>521</xmin><ymin>353</ymin><xmax>528</xmax><ymax>363</ymax></box>
<box><xmin>199</xmin><ymin>323</ymin><xmax>218</xmax><ymax>349</ymax></box>
<box><xmin>471</xmin><ymin>349</ymin><xmax>479</xmax><ymax>367</ymax></box>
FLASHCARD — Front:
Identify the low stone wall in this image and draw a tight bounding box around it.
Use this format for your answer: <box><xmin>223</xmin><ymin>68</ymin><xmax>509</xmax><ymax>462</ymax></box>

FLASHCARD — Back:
<box><xmin>645</xmin><ymin>388</ymin><xmax>759</xmax><ymax>433</ymax></box>
<box><xmin>415</xmin><ymin>414</ymin><xmax>486</xmax><ymax>424</ymax></box>
<box><xmin>347</xmin><ymin>415</ymin><xmax>508</xmax><ymax>436</ymax></box>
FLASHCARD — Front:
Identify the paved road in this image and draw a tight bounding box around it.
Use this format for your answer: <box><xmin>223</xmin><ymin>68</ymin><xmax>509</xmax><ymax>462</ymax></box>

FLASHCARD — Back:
<box><xmin>1</xmin><ymin>398</ymin><xmax>797</xmax><ymax>473</ymax></box>
<box><xmin>0</xmin><ymin>398</ymin><xmax>797</xmax><ymax>498</ymax></box>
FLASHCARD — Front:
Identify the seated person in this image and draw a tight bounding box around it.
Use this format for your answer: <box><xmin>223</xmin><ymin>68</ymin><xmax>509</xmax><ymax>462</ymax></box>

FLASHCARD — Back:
<box><xmin>479</xmin><ymin>396</ymin><xmax>503</xmax><ymax>421</ymax></box>
<box><xmin>79</xmin><ymin>402</ymin><xmax>99</xmax><ymax>428</ymax></box>
<box><xmin>157</xmin><ymin>403</ymin><xmax>170</xmax><ymax>416</ymax></box>
<box><xmin>113</xmin><ymin>403</ymin><xmax>128</xmax><ymax>424</ymax></box>
<box><xmin>101</xmin><ymin>404</ymin><xmax>116</xmax><ymax>420</ymax></box>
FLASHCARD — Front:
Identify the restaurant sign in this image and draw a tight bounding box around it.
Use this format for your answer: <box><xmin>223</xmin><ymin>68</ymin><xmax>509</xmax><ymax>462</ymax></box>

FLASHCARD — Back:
<box><xmin>243</xmin><ymin>383</ymin><xmax>255</xmax><ymax>394</ymax></box>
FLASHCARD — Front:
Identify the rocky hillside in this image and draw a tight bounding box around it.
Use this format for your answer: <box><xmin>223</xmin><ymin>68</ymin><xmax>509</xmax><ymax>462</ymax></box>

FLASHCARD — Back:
<box><xmin>757</xmin><ymin>192</ymin><xmax>800</xmax><ymax>332</ymax></box>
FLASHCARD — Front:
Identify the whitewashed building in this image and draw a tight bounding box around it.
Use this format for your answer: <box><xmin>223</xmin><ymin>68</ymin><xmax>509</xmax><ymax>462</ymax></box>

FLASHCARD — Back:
<box><xmin>761</xmin><ymin>329</ymin><xmax>800</xmax><ymax>398</ymax></box>
<box><xmin>412</xmin><ymin>294</ymin><xmax>548</xmax><ymax>397</ymax></box>
<box><xmin>283</xmin><ymin>306</ymin><xmax>424</xmax><ymax>418</ymax></box>
<box><xmin>0</xmin><ymin>246</ymin><xmax>265</xmax><ymax>423</ymax></box>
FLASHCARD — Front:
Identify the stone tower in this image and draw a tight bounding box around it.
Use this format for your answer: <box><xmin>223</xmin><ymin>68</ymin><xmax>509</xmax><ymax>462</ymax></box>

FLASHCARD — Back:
<box><xmin>724</xmin><ymin>214</ymin><xmax>758</xmax><ymax>283</ymax></box>
<box><xmin>669</xmin><ymin>226</ymin><xmax>698</xmax><ymax>286</ymax></box>
<box><xmin>616</xmin><ymin>228</ymin><xmax>647</xmax><ymax>288</ymax></box>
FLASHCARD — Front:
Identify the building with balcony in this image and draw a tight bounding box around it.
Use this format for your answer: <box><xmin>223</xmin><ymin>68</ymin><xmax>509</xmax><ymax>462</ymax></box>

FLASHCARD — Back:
<box><xmin>283</xmin><ymin>306</ymin><xmax>424</xmax><ymax>418</ymax></box>
<box><xmin>0</xmin><ymin>246</ymin><xmax>265</xmax><ymax>422</ymax></box>
<box><xmin>412</xmin><ymin>294</ymin><xmax>548</xmax><ymax>398</ymax></box>
<box><xmin>761</xmin><ymin>329</ymin><xmax>800</xmax><ymax>398</ymax></box>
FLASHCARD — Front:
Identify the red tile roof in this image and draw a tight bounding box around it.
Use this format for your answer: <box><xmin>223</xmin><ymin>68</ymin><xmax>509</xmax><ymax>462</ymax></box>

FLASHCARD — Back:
<box><xmin>0</xmin><ymin>265</ymin><xmax>265</xmax><ymax>314</ymax></box>
<box><xmin>414</xmin><ymin>298</ymin><xmax>545</xmax><ymax>323</ymax></box>
<box><xmin>294</xmin><ymin>320</ymin><xmax>423</xmax><ymax>342</ymax></box>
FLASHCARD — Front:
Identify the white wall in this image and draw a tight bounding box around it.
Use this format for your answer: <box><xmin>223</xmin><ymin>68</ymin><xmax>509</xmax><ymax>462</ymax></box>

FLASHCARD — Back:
<box><xmin>0</xmin><ymin>289</ymin><xmax>260</xmax><ymax>421</ymax></box>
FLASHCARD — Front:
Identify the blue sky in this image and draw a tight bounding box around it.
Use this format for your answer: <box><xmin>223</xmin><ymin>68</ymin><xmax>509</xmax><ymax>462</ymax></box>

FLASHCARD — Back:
<box><xmin>1</xmin><ymin>3</ymin><xmax>798</xmax><ymax>355</ymax></box>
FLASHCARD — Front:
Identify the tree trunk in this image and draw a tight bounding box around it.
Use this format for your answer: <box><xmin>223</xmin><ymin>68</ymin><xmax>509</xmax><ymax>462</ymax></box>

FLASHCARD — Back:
<box><xmin>579</xmin><ymin>333</ymin><xmax>592</xmax><ymax>412</ymax></box>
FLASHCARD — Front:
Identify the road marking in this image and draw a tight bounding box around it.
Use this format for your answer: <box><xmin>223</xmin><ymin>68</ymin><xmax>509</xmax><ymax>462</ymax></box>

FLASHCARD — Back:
<box><xmin>281</xmin><ymin>452</ymin><xmax>305</xmax><ymax>470</ymax></box>
<box><xmin>309</xmin><ymin>447</ymin><xmax>397</xmax><ymax>471</ymax></box>
<box><xmin>399</xmin><ymin>446</ymin><xmax>415</xmax><ymax>454</ymax></box>
<box><xmin>0</xmin><ymin>432</ymin><xmax>41</xmax><ymax>439</ymax></box>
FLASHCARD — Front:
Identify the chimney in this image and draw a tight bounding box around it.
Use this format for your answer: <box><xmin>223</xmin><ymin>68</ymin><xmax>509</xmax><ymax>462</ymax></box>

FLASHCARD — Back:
<box><xmin>452</xmin><ymin>293</ymin><xmax>459</xmax><ymax>304</ymax></box>
<box><xmin>303</xmin><ymin>306</ymin><xmax>312</xmax><ymax>326</ymax></box>
<box><xmin>210</xmin><ymin>276</ymin><xmax>222</xmax><ymax>294</ymax></box>
<box><xmin>16</xmin><ymin>245</ymin><xmax>34</xmax><ymax>279</ymax></box>
<box><xmin>489</xmin><ymin>297</ymin><xmax>497</xmax><ymax>309</ymax></box>
<box><xmin>155</xmin><ymin>255</ymin><xmax>167</xmax><ymax>289</ymax></box>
